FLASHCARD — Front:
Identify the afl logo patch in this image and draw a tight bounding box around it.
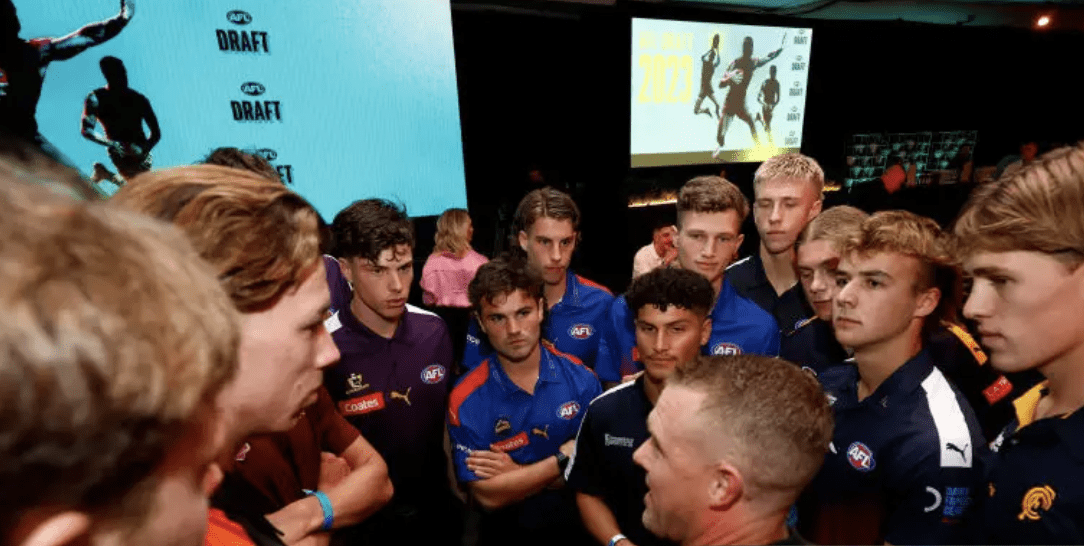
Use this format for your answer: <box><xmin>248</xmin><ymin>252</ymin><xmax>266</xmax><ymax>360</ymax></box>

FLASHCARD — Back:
<box><xmin>711</xmin><ymin>342</ymin><xmax>742</xmax><ymax>356</ymax></box>
<box><xmin>847</xmin><ymin>442</ymin><xmax>876</xmax><ymax>472</ymax></box>
<box><xmin>569</xmin><ymin>324</ymin><xmax>593</xmax><ymax>339</ymax></box>
<box><xmin>557</xmin><ymin>401</ymin><xmax>581</xmax><ymax>420</ymax></box>
<box><xmin>421</xmin><ymin>364</ymin><xmax>447</xmax><ymax>384</ymax></box>
<box><xmin>240</xmin><ymin>82</ymin><xmax>265</xmax><ymax>96</ymax></box>
<box><xmin>227</xmin><ymin>10</ymin><xmax>252</xmax><ymax>25</ymax></box>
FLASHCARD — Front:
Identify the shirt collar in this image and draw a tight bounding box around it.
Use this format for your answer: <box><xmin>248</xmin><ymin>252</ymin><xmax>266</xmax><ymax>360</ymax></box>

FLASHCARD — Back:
<box><xmin>489</xmin><ymin>343</ymin><xmax>560</xmax><ymax>395</ymax></box>
<box><xmin>337</xmin><ymin>298</ymin><xmax>415</xmax><ymax>345</ymax></box>
<box><xmin>1012</xmin><ymin>382</ymin><xmax>1084</xmax><ymax>462</ymax></box>
<box><xmin>834</xmin><ymin>349</ymin><xmax>934</xmax><ymax>412</ymax></box>
<box><xmin>554</xmin><ymin>269</ymin><xmax>582</xmax><ymax>309</ymax></box>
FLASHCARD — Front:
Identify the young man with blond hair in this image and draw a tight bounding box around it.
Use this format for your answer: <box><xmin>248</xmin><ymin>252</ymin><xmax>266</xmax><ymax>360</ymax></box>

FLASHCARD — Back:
<box><xmin>728</xmin><ymin>153</ymin><xmax>823</xmax><ymax>353</ymax></box>
<box><xmin>956</xmin><ymin>143</ymin><xmax>1084</xmax><ymax>544</ymax></box>
<box><xmin>633</xmin><ymin>354</ymin><xmax>833</xmax><ymax>546</ymax></box>
<box><xmin>799</xmin><ymin>210</ymin><xmax>985</xmax><ymax>545</ymax></box>
<box><xmin>113</xmin><ymin>167</ymin><xmax>392</xmax><ymax>546</ymax></box>
<box><xmin>0</xmin><ymin>165</ymin><xmax>238</xmax><ymax>546</ymax></box>
<box><xmin>598</xmin><ymin>176</ymin><xmax>778</xmax><ymax>386</ymax></box>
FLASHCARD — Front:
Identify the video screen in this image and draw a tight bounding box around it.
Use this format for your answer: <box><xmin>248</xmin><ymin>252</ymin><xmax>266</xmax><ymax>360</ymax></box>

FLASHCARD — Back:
<box><xmin>630</xmin><ymin>18</ymin><xmax>812</xmax><ymax>168</ymax></box>
<box><xmin>5</xmin><ymin>0</ymin><xmax>467</xmax><ymax>218</ymax></box>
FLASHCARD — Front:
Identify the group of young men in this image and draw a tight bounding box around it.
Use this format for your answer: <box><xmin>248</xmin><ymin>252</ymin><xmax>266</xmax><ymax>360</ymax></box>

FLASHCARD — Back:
<box><xmin>4</xmin><ymin>135</ymin><xmax>1084</xmax><ymax>546</ymax></box>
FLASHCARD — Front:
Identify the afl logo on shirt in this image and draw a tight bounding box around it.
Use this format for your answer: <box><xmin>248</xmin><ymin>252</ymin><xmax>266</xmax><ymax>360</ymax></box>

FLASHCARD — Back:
<box><xmin>557</xmin><ymin>401</ymin><xmax>581</xmax><ymax>420</ymax></box>
<box><xmin>569</xmin><ymin>324</ymin><xmax>594</xmax><ymax>339</ymax></box>
<box><xmin>711</xmin><ymin>342</ymin><xmax>742</xmax><ymax>356</ymax></box>
<box><xmin>421</xmin><ymin>364</ymin><xmax>447</xmax><ymax>384</ymax></box>
<box><xmin>847</xmin><ymin>442</ymin><xmax>876</xmax><ymax>472</ymax></box>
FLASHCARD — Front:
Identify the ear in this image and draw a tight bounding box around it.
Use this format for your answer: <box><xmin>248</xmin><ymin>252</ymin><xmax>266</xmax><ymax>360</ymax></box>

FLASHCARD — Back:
<box><xmin>699</xmin><ymin>317</ymin><xmax>713</xmax><ymax>346</ymax></box>
<box><xmin>336</xmin><ymin>257</ymin><xmax>355</xmax><ymax>286</ymax></box>
<box><xmin>16</xmin><ymin>512</ymin><xmax>90</xmax><ymax>546</ymax></box>
<box><xmin>808</xmin><ymin>199</ymin><xmax>823</xmax><ymax>221</ymax></box>
<box><xmin>517</xmin><ymin>230</ymin><xmax>529</xmax><ymax>252</ymax></box>
<box><xmin>474</xmin><ymin>313</ymin><xmax>489</xmax><ymax>338</ymax></box>
<box><xmin>914</xmin><ymin>286</ymin><xmax>941</xmax><ymax>319</ymax></box>
<box><xmin>708</xmin><ymin>462</ymin><xmax>744</xmax><ymax>510</ymax></box>
<box><xmin>733</xmin><ymin>234</ymin><xmax>745</xmax><ymax>259</ymax></box>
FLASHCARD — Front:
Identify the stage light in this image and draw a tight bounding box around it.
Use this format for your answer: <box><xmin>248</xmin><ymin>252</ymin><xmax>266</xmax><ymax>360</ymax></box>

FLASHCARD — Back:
<box><xmin>1036</xmin><ymin>15</ymin><xmax>1051</xmax><ymax>27</ymax></box>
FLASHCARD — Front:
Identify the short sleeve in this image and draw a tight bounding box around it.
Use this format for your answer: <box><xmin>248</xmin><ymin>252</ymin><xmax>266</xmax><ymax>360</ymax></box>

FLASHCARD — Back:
<box><xmin>448</xmin><ymin>416</ymin><xmax>487</xmax><ymax>483</ymax></box>
<box><xmin>565</xmin><ymin>403</ymin><xmax>604</xmax><ymax>495</ymax></box>
<box><xmin>462</xmin><ymin>318</ymin><xmax>489</xmax><ymax>371</ymax></box>
<box><xmin>596</xmin><ymin>297</ymin><xmax>637</xmax><ymax>384</ymax></box>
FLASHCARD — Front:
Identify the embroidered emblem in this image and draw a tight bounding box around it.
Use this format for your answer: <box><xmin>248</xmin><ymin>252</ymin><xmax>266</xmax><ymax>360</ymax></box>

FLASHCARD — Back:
<box><xmin>1019</xmin><ymin>485</ymin><xmax>1056</xmax><ymax>521</ymax></box>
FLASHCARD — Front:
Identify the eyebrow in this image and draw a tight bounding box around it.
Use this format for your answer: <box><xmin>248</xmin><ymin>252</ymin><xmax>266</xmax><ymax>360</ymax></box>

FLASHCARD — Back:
<box><xmin>968</xmin><ymin>266</ymin><xmax>1010</xmax><ymax>277</ymax></box>
<box><xmin>857</xmin><ymin>270</ymin><xmax>892</xmax><ymax>281</ymax></box>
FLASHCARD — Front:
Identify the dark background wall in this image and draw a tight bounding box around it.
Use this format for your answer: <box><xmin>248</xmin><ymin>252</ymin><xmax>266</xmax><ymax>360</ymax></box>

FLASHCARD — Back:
<box><xmin>410</xmin><ymin>1</ymin><xmax>1084</xmax><ymax>302</ymax></box>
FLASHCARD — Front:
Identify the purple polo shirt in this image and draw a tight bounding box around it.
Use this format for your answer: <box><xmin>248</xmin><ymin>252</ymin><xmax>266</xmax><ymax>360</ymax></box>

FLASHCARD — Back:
<box><xmin>322</xmin><ymin>256</ymin><xmax>454</xmax><ymax>501</ymax></box>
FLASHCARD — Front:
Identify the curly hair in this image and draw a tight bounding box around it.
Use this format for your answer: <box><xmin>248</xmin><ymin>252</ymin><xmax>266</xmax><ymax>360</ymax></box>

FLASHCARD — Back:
<box><xmin>332</xmin><ymin>198</ymin><xmax>414</xmax><ymax>263</ymax></box>
<box><xmin>468</xmin><ymin>254</ymin><xmax>545</xmax><ymax>315</ymax></box>
<box><xmin>626</xmin><ymin>267</ymin><xmax>714</xmax><ymax>318</ymax></box>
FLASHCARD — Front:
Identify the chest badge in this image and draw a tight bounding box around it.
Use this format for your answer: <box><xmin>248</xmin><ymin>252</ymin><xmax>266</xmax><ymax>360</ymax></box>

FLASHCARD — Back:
<box><xmin>711</xmin><ymin>342</ymin><xmax>742</xmax><ymax>356</ymax></box>
<box><xmin>390</xmin><ymin>387</ymin><xmax>411</xmax><ymax>406</ymax></box>
<box><xmin>532</xmin><ymin>425</ymin><xmax>549</xmax><ymax>440</ymax></box>
<box><xmin>557</xmin><ymin>401</ymin><xmax>581</xmax><ymax>420</ymax></box>
<box><xmin>421</xmin><ymin>364</ymin><xmax>447</xmax><ymax>384</ymax></box>
<box><xmin>494</xmin><ymin>417</ymin><xmax>512</xmax><ymax>436</ymax></box>
<box><xmin>1019</xmin><ymin>485</ymin><xmax>1056</xmax><ymax>521</ymax></box>
<box><xmin>847</xmin><ymin>441</ymin><xmax>876</xmax><ymax>472</ymax></box>
<box><xmin>569</xmin><ymin>324</ymin><xmax>594</xmax><ymax>340</ymax></box>
<box><xmin>345</xmin><ymin>373</ymin><xmax>369</xmax><ymax>395</ymax></box>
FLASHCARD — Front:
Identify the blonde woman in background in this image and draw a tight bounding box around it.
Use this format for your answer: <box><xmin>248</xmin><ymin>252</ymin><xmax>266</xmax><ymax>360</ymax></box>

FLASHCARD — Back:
<box><xmin>422</xmin><ymin>208</ymin><xmax>487</xmax><ymax>367</ymax></box>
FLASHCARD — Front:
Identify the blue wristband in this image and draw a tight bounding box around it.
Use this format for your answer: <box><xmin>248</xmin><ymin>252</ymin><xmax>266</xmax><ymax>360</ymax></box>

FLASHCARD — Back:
<box><xmin>302</xmin><ymin>489</ymin><xmax>334</xmax><ymax>531</ymax></box>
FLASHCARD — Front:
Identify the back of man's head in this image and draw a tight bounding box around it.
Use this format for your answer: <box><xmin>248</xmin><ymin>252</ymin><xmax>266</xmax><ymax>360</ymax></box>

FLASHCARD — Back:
<box><xmin>843</xmin><ymin>210</ymin><xmax>960</xmax><ymax>337</ymax></box>
<box><xmin>671</xmin><ymin>354</ymin><xmax>832</xmax><ymax>511</ymax></box>
<box><xmin>201</xmin><ymin>147</ymin><xmax>283</xmax><ymax>184</ymax></box>
<box><xmin>0</xmin><ymin>180</ymin><xmax>239</xmax><ymax>546</ymax></box>
<box><xmin>626</xmin><ymin>268</ymin><xmax>714</xmax><ymax>319</ymax></box>
<box><xmin>332</xmin><ymin>198</ymin><xmax>414</xmax><ymax>263</ymax></box>
<box><xmin>111</xmin><ymin>165</ymin><xmax>323</xmax><ymax>313</ymax></box>
<box><xmin>676</xmin><ymin>176</ymin><xmax>749</xmax><ymax>227</ymax></box>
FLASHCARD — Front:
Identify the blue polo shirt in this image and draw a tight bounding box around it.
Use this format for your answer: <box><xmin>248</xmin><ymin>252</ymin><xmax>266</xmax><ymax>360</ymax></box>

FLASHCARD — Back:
<box><xmin>565</xmin><ymin>376</ymin><xmax>668</xmax><ymax>546</ymax></box>
<box><xmin>975</xmin><ymin>383</ymin><xmax>1084</xmax><ymax>544</ymax></box>
<box><xmin>595</xmin><ymin>277</ymin><xmax>780</xmax><ymax>383</ymax></box>
<box><xmin>779</xmin><ymin>316</ymin><xmax>847</xmax><ymax>377</ymax></box>
<box><xmin>463</xmin><ymin>270</ymin><xmax>613</xmax><ymax>371</ymax></box>
<box><xmin>448</xmin><ymin>342</ymin><xmax>602</xmax><ymax>535</ymax></box>
<box><xmin>321</xmin><ymin>256</ymin><xmax>454</xmax><ymax>504</ymax></box>
<box><xmin>798</xmin><ymin>349</ymin><xmax>986</xmax><ymax>545</ymax></box>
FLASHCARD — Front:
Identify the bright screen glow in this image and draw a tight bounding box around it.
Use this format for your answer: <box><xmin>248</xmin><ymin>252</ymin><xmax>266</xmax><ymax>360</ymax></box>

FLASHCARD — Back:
<box><xmin>631</xmin><ymin>18</ymin><xmax>812</xmax><ymax>167</ymax></box>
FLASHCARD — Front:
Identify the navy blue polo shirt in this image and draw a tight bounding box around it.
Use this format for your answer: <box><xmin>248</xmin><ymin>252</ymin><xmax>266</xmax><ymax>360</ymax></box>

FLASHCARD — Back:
<box><xmin>448</xmin><ymin>342</ymin><xmax>602</xmax><ymax>535</ymax></box>
<box><xmin>463</xmin><ymin>270</ymin><xmax>614</xmax><ymax>372</ymax></box>
<box><xmin>799</xmin><ymin>349</ymin><xmax>986</xmax><ymax>545</ymax></box>
<box><xmin>595</xmin><ymin>277</ymin><xmax>780</xmax><ymax>384</ymax></box>
<box><xmin>565</xmin><ymin>376</ymin><xmax>669</xmax><ymax>546</ymax></box>
<box><xmin>321</xmin><ymin>256</ymin><xmax>454</xmax><ymax>502</ymax></box>
<box><xmin>726</xmin><ymin>254</ymin><xmax>815</xmax><ymax>337</ymax></box>
<box><xmin>779</xmin><ymin>316</ymin><xmax>847</xmax><ymax>377</ymax></box>
<box><xmin>976</xmin><ymin>383</ymin><xmax>1084</xmax><ymax>544</ymax></box>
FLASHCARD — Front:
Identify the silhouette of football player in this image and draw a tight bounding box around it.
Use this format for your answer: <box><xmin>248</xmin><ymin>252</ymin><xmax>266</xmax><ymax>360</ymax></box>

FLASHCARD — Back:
<box><xmin>693</xmin><ymin>33</ymin><xmax>721</xmax><ymax>119</ymax></box>
<box><xmin>0</xmin><ymin>0</ymin><xmax>135</xmax><ymax>149</ymax></box>
<box><xmin>712</xmin><ymin>35</ymin><xmax>783</xmax><ymax>159</ymax></box>
<box><xmin>755</xmin><ymin>65</ymin><xmax>781</xmax><ymax>146</ymax></box>
<box><xmin>81</xmin><ymin>55</ymin><xmax>159</xmax><ymax>185</ymax></box>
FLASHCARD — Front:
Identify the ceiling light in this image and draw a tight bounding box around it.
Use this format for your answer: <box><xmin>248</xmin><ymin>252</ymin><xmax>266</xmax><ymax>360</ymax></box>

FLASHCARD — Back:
<box><xmin>1036</xmin><ymin>15</ymin><xmax>1051</xmax><ymax>27</ymax></box>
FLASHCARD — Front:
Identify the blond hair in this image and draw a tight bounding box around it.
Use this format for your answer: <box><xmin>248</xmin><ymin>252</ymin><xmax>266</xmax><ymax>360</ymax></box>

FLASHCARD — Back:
<box><xmin>434</xmin><ymin>208</ymin><xmax>472</xmax><ymax>257</ymax></box>
<box><xmin>0</xmin><ymin>180</ymin><xmax>238</xmax><ymax>536</ymax></box>
<box><xmin>797</xmin><ymin>205</ymin><xmax>868</xmax><ymax>250</ymax></box>
<box><xmin>112</xmin><ymin>165</ymin><xmax>323</xmax><ymax>312</ymax></box>
<box><xmin>672</xmin><ymin>354</ymin><xmax>832</xmax><ymax>505</ymax></box>
<box><xmin>954</xmin><ymin>144</ymin><xmax>1084</xmax><ymax>267</ymax></box>
<box><xmin>754</xmin><ymin>152</ymin><xmax>825</xmax><ymax>195</ymax></box>
<box><xmin>677</xmin><ymin>175</ymin><xmax>750</xmax><ymax>225</ymax></box>
<box><xmin>843</xmin><ymin>210</ymin><xmax>960</xmax><ymax>336</ymax></box>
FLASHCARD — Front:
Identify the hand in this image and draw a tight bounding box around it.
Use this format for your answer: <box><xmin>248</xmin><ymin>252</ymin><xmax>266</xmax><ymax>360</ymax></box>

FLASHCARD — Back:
<box><xmin>288</xmin><ymin>533</ymin><xmax>330</xmax><ymax>546</ymax></box>
<box><xmin>558</xmin><ymin>439</ymin><xmax>575</xmax><ymax>458</ymax></box>
<box><xmin>318</xmin><ymin>452</ymin><xmax>351</xmax><ymax>490</ymax></box>
<box><xmin>266</xmin><ymin>498</ymin><xmax>322</xmax><ymax>545</ymax></box>
<box><xmin>662</xmin><ymin>246</ymin><xmax>678</xmax><ymax>264</ymax></box>
<box><xmin>467</xmin><ymin>447</ymin><xmax>520</xmax><ymax>479</ymax></box>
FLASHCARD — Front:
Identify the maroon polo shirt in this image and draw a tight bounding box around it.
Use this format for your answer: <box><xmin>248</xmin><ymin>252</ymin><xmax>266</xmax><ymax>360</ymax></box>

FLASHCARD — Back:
<box><xmin>322</xmin><ymin>256</ymin><xmax>454</xmax><ymax>503</ymax></box>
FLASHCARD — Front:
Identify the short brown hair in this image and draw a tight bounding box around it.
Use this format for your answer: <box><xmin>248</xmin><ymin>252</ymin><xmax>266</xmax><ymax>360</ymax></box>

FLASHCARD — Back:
<box><xmin>797</xmin><ymin>205</ymin><xmax>868</xmax><ymax>250</ymax></box>
<box><xmin>111</xmin><ymin>165</ymin><xmax>323</xmax><ymax>312</ymax></box>
<box><xmin>676</xmin><ymin>176</ymin><xmax>750</xmax><ymax>226</ymax></box>
<box><xmin>202</xmin><ymin>146</ymin><xmax>283</xmax><ymax>184</ymax></box>
<box><xmin>0</xmin><ymin>181</ymin><xmax>238</xmax><ymax>537</ymax></box>
<box><xmin>513</xmin><ymin>187</ymin><xmax>581</xmax><ymax>237</ymax></box>
<box><xmin>754</xmin><ymin>153</ymin><xmax>825</xmax><ymax>195</ymax></box>
<box><xmin>843</xmin><ymin>210</ymin><xmax>960</xmax><ymax>336</ymax></box>
<box><xmin>954</xmin><ymin>143</ymin><xmax>1084</xmax><ymax>268</ymax></box>
<box><xmin>434</xmin><ymin>208</ymin><xmax>472</xmax><ymax>257</ymax></box>
<box><xmin>468</xmin><ymin>254</ymin><xmax>545</xmax><ymax>315</ymax></box>
<box><xmin>332</xmin><ymin>198</ymin><xmax>414</xmax><ymax>263</ymax></box>
<box><xmin>672</xmin><ymin>354</ymin><xmax>832</xmax><ymax>504</ymax></box>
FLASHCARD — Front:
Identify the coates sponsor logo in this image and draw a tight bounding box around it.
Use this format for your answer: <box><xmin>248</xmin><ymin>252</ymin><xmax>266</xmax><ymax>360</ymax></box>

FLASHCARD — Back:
<box><xmin>491</xmin><ymin>432</ymin><xmax>530</xmax><ymax>453</ymax></box>
<box><xmin>711</xmin><ymin>342</ymin><xmax>742</xmax><ymax>356</ymax></box>
<box><xmin>557</xmin><ymin>401</ymin><xmax>581</xmax><ymax>420</ymax></box>
<box><xmin>421</xmin><ymin>364</ymin><xmax>447</xmax><ymax>384</ymax></box>
<box><xmin>226</xmin><ymin>10</ymin><xmax>252</xmax><ymax>25</ymax></box>
<box><xmin>240</xmin><ymin>82</ymin><xmax>265</xmax><ymax>96</ymax></box>
<box><xmin>338</xmin><ymin>392</ymin><xmax>385</xmax><ymax>416</ymax></box>
<box><xmin>569</xmin><ymin>324</ymin><xmax>593</xmax><ymax>339</ymax></box>
<box><xmin>256</xmin><ymin>148</ymin><xmax>277</xmax><ymax>161</ymax></box>
<box><xmin>847</xmin><ymin>442</ymin><xmax>875</xmax><ymax>472</ymax></box>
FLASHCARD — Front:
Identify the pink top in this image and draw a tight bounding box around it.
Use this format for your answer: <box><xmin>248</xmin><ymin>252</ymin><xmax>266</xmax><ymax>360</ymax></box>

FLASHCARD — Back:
<box><xmin>420</xmin><ymin>249</ymin><xmax>489</xmax><ymax>308</ymax></box>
